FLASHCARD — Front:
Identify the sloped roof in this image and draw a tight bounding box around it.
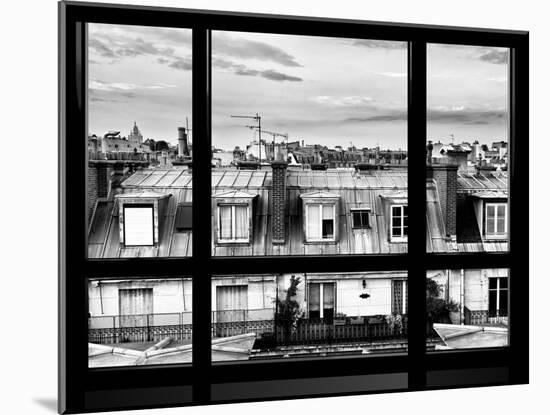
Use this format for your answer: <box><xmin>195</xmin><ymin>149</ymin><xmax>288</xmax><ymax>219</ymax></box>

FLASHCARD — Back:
<box><xmin>457</xmin><ymin>172</ymin><xmax>508</xmax><ymax>192</ymax></box>
<box><xmin>89</xmin><ymin>167</ymin><xmax>508</xmax><ymax>259</ymax></box>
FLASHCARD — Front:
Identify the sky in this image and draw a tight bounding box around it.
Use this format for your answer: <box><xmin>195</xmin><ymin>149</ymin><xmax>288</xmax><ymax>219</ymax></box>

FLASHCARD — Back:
<box><xmin>88</xmin><ymin>24</ymin><xmax>509</xmax><ymax>151</ymax></box>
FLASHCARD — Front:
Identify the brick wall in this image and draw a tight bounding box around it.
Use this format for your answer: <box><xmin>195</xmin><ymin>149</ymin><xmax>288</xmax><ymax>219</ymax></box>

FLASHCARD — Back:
<box><xmin>88</xmin><ymin>161</ymin><xmax>113</xmax><ymax>222</ymax></box>
<box><xmin>429</xmin><ymin>165</ymin><xmax>458</xmax><ymax>237</ymax></box>
<box><xmin>271</xmin><ymin>161</ymin><xmax>288</xmax><ymax>244</ymax></box>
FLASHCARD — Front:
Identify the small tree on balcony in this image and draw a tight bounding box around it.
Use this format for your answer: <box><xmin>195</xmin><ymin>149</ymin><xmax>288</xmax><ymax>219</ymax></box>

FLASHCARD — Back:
<box><xmin>426</xmin><ymin>278</ymin><xmax>459</xmax><ymax>326</ymax></box>
<box><xmin>275</xmin><ymin>275</ymin><xmax>302</xmax><ymax>345</ymax></box>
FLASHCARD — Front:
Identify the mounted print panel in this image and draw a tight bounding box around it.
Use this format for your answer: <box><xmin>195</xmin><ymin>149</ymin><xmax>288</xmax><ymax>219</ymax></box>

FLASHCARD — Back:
<box><xmin>88</xmin><ymin>277</ymin><xmax>193</xmax><ymax>368</ymax></box>
<box><xmin>211</xmin><ymin>271</ymin><xmax>408</xmax><ymax>362</ymax></box>
<box><xmin>86</xmin><ymin>24</ymin><xmax>193</xmax><ymax>258</ymax></box>
<box><xmin>211</xmin><ymin>32</ymin><xmax>409</xmax><ymax>257</ymax></box>
<box><xmin>426</xmin><ymin>44</ymin><xmax>510</xmax><ymax>253</ymax></box>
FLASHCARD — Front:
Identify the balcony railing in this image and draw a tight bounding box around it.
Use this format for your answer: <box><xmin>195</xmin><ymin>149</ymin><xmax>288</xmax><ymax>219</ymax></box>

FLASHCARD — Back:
<box><xmin>89</xmin><ymin>310</ymin><xmax>408</xmax><ymax>346</ymax></box>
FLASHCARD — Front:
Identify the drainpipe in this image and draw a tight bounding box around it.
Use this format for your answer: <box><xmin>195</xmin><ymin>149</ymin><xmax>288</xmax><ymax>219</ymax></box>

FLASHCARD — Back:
<box><xmin>460</xmin><ymin>269</ymin><xmax>465</xmax><ymax>325</ymax></box>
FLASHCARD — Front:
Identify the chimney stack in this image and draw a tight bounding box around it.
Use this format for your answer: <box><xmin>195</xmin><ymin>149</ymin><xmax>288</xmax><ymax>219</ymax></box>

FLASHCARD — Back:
<box><xmin>178</xmin><ymin>127</ymin><xmax>189</xmax><ymax>157</ymax></box>
<box><xmin>428</xmin><ymin>164</ymin><xmax>458</xmax><ymax>237</ymax></box>
<box><xmin>271</xmin><ymin>161</ymin><xmax>288</xmax><ymax>244</ymax></box>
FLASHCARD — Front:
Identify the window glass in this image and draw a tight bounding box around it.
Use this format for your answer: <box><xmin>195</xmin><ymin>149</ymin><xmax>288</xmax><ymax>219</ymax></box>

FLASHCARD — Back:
<box><xmin>211</xmin><ymin>31</ymin><xmax>408</xmax><ymax>256</ymax></box>
<box><xmin>426</xmin><ymin>269</ymin><xmax>509</xmax><ymax>351</ymax></box>
<box><xmin>86</xmin><ymin>24</ymin><xmax>193</xmax><ymax>258</ymax></box>
<box><xmin>426</xmin><ymin>44</ymin><xmax>509</xmax><ymax>253</ymax></box>
<box><xmin>123</xmin><ymin>206</ymin><xmax>154</xmax><ymax>246</ymax></box>
<box><xmin>212</xmin><ymin>272</ymin><xmax>408</xmax><ymax>362</ymax></box>
<box><xmin>88</xmin><ymin>277</ymin><xmax>192</xmax><ymax>368</ymax></box>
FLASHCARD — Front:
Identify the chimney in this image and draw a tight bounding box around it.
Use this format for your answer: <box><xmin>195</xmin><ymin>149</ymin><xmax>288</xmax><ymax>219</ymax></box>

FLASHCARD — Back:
<box><xmin>271</xmin><ymin>161</ymin><xmax>288</xmax><ymax>244</ymax></box>
<box><xmin>427</xmin><ymin>140</ymin><xmax>433</xmax><ymax>165</ymax></box>
<box><xmin>178</xmin><ymin>127</ymin><xmax>189</xmax><ymax>157</ymax></box>
<box><xmin>428</xmin><ymin>164</ymin><xmax>458</xmax><ymax>237</ymax></box>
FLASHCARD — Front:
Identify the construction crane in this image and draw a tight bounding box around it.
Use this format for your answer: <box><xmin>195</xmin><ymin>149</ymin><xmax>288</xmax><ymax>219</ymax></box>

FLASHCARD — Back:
<box><xmin>245</xmin><ymin>125</ymin><xmax>288</xmax><ymax>143</ymax></box>
<box><xmin>230</xmin><ymin>113</ymin><xmax>262</xmax><ymax>162</ymax></box>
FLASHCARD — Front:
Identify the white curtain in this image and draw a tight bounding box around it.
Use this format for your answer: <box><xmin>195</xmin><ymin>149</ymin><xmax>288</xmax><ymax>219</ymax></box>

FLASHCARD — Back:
<box><xmin>219</xmin><ymin>205</ymin><xmax>232</xmax><ymax>239</ymax></box>
<box><xmin>307</xmin><ymin>205</ymin><xmax>321</xmax><ymax>239</ymax></box>
<box><xmin>486</xmin><ymin>204</ymin><xmax>496</xmax><ymax>234</ymax></box>
<box><xmin>234</xmin><ymin>205</ymin><xmax>248</xmax><ymax>239</ymax></box>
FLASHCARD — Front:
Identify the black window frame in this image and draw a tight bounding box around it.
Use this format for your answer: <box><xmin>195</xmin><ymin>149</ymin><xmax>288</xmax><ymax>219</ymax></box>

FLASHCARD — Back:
<box><xmin>59</xmin><ymin>1</ymin><xmax>529</xmax><ymax>413</ymax></box>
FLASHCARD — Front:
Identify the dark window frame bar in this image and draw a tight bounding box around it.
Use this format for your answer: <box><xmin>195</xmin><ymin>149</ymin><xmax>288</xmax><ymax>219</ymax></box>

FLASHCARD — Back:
<box><xmin>59</xmin><ymin>1</ymin><xmax>528</xmax><ymax>413</ymax></box>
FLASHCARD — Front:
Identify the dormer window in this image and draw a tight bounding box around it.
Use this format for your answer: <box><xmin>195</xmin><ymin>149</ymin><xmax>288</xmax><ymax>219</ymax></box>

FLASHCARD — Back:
<box><xmin>351</xmin><ymin>209</ymin><xmax>370</xmax><ymax>229</ymax></box>
<box><xmin>485</xmin><ymin>202</ymin><xmax>507</xmax><ymax>239</ymax></box>
<box><xmin>116</xmin><ymin>191</ymin><xmax>171</xmax><ymax>247</ymax></box>
<box><xmin>306</xmin><ymin>204</ymin><xmax>335</xmax><ymax>241</ymax></box>
<box><xmin>380</xmin><ymin>191</ymin><xmax>408</xmax><ymax>243</ymax></box>
<box><xmin>390</xmin><ymin>204</ymin><xmax>408</xmax><ymax>241</ymax></box>
<box><xmin>300</xmin><ymin>191</ymin><xmax>340</xmax><ymax>243</ymax></box>
<box><xmin>213</xmin><ymin>190</ymin><xmax>257</xmax><ymax>244</ymax></box>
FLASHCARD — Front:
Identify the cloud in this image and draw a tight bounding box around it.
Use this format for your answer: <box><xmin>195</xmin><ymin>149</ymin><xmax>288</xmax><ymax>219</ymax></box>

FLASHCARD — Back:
<box><xmin>89</xmin><ymin>38</ymin><xmax>116</xmax><ymax>58</ymax></box>
<box><xmin>478</xmin><ymin>49</ymin><xmax>508</xmax><ymax>64</ymax></box>
<box><xmin>163</xmin><ymin>57</ymin><xmax>193</xmax><ymax>71</ymax></box>
<box><xmin>428</xmin><ymin>106</ymin><xmax>506</xmax><ymax>124</ymax></box>
<box><xmin>312</xmin><ymin>95</ymin><xmax>373</xmax><ymax>106</ymax></box>
<box><xmin>89</xmin><ymin>79</ymin><xmax>176</xmax><ymax>92</ymax></box>
<box><xmin>213</xmin><ymin>33</ymin><xmax>302</xmax><ymax>67</ymax></box>
<box><xmin>350</xmin><ymin>39</ymin><xmax>406</xmax><ymax>49</ymax></box>
<box><xmin>373</xmin><ymin>71</ymin><xmax>406</xmax><ymax>78</ymax></box>
<box><xmin>89</xmin><ymin>31</ymin><xmax>184</xmax><ymax>65</ymax></box>
<box><xmin>114</xmin><ymin>38</ymin><xmax>175</xmax><ymax>58</ymax></box>
<box><xmin>212</xmin><ymin>57</ymin><xmax>302</xmax><ymax>82</ymax></box>
<box><xmin>346</xmin><ymin>110</ymin><xmax>407</xmax><ymax>122</ymax></box>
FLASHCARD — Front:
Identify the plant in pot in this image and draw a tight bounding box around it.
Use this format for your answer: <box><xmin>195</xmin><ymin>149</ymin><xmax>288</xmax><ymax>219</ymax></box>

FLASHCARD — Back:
<box><xmin>334</xmin><ymin>312</ymin><xmax>347</xmax><ymax>325</ymax></box>
<box><xmin>426</xmin><ymin>278</ymin><xmax>459</xmax><ymax>332</ymax></box>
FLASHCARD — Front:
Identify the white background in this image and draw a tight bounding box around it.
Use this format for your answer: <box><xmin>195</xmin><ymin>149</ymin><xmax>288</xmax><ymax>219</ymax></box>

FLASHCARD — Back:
<box><xmin>0</xmin><ymin>0</ymin><xmax>545</xmax><ymax>414</ymax></box>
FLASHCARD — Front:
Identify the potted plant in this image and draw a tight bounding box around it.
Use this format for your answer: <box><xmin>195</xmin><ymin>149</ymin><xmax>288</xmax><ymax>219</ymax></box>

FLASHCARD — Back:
<box><xmin>333</xmin><ymin>312</ymin><xmax>347</xmax><ymax>325</ymax></box>
<box><xmin>350</xmin><ymin>316</ymin><xmax>365</xmax><ymax>325</ymax></box>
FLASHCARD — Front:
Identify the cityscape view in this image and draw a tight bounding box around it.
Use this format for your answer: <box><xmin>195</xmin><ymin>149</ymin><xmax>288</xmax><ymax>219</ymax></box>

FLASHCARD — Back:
<box><xmin>87</xmin><ymin>24</ymin><xmax>510</xmax><ymax>367</ymax></box>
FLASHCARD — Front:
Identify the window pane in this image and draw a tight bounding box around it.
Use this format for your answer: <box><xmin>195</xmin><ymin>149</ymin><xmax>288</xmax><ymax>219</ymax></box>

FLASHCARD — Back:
<box><xmin>88</xmin><ymin>277</ymin><xmax>192</xmax><ymax>368</ymax></box>
<box><xmin>234</xmin><ymin>205</ymin><xmax>248</xmax><ymax>239</ymax></box>
<box><xmin>322</xmin><ymin>219</ymin><xmax>334</xmax><ymax>238</ymax></box>
<box><xmin>123</xmin><ymin>206</ymin><xmax>154</xmax><ymax>246</ymax></box>
<box><xmin>307</xmin><ymin>205</ymin><xmax>321</xmax><ymax>239</ymax></box>
<box><xmin>426</xmin><ymin>44</ymin><xmax>509</xmax><ymax>253</ymax></box>
<box><xmin>86</xmin><ymin>24</ymin><xmax>193</xmax><ymax>258</ymax></box>
<box><xmin>211</xmin><ymin>31</ymin><xmax>407</xmax><ymax>256</ymax></box>
<box><xmin>426</xmin><ymin>269</ymin><xmax>509</xmax><ymax>351</ymax></box>
<box><xmin>219</xmin><ymin>206</ymin><xmax>232</xmax><ymax>239</ymax></box>
<box><xmin>212</xmin><ymin>272</ymin><xmax>407</xmax><ymax>362</ymax></box>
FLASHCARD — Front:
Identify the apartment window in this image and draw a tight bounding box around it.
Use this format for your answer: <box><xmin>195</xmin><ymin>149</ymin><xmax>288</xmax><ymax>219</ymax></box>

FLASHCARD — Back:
<box><xmin>485</xmin><ymin>202</ymin><xmax>507</xmax><ymax>238</ymax></box>
<box><xmin>352</xmin><ymin>209</ymin><xmax>370</xmax><ymax>229</ymax></box>
<box><xmin>308</xmin><ymin>282</ymin><xmax>335</xmax><ymax>323</ymax></box>
<box><xmin>218</xmin><ymin>204</ymin><xmax>249</xmax><ymax>242</ymax></box>
<box><xmin>489</xmin><ymin>277</ymin><xmax>508</xmax><ymax>317</ymax></box>
<box><xmin>391</xmin><ymin>205</ymin><xmax>408</xmax><ymax>241</ymax></box>
<box><xmin>123</xmin><ymin>205</ymin><xmax>154</xmax><ymax>246</ymax></box>
<box><xmin>306</xmin><ymin>204</ymin><xmax>336</xmax><ymax>241</ymax></box>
